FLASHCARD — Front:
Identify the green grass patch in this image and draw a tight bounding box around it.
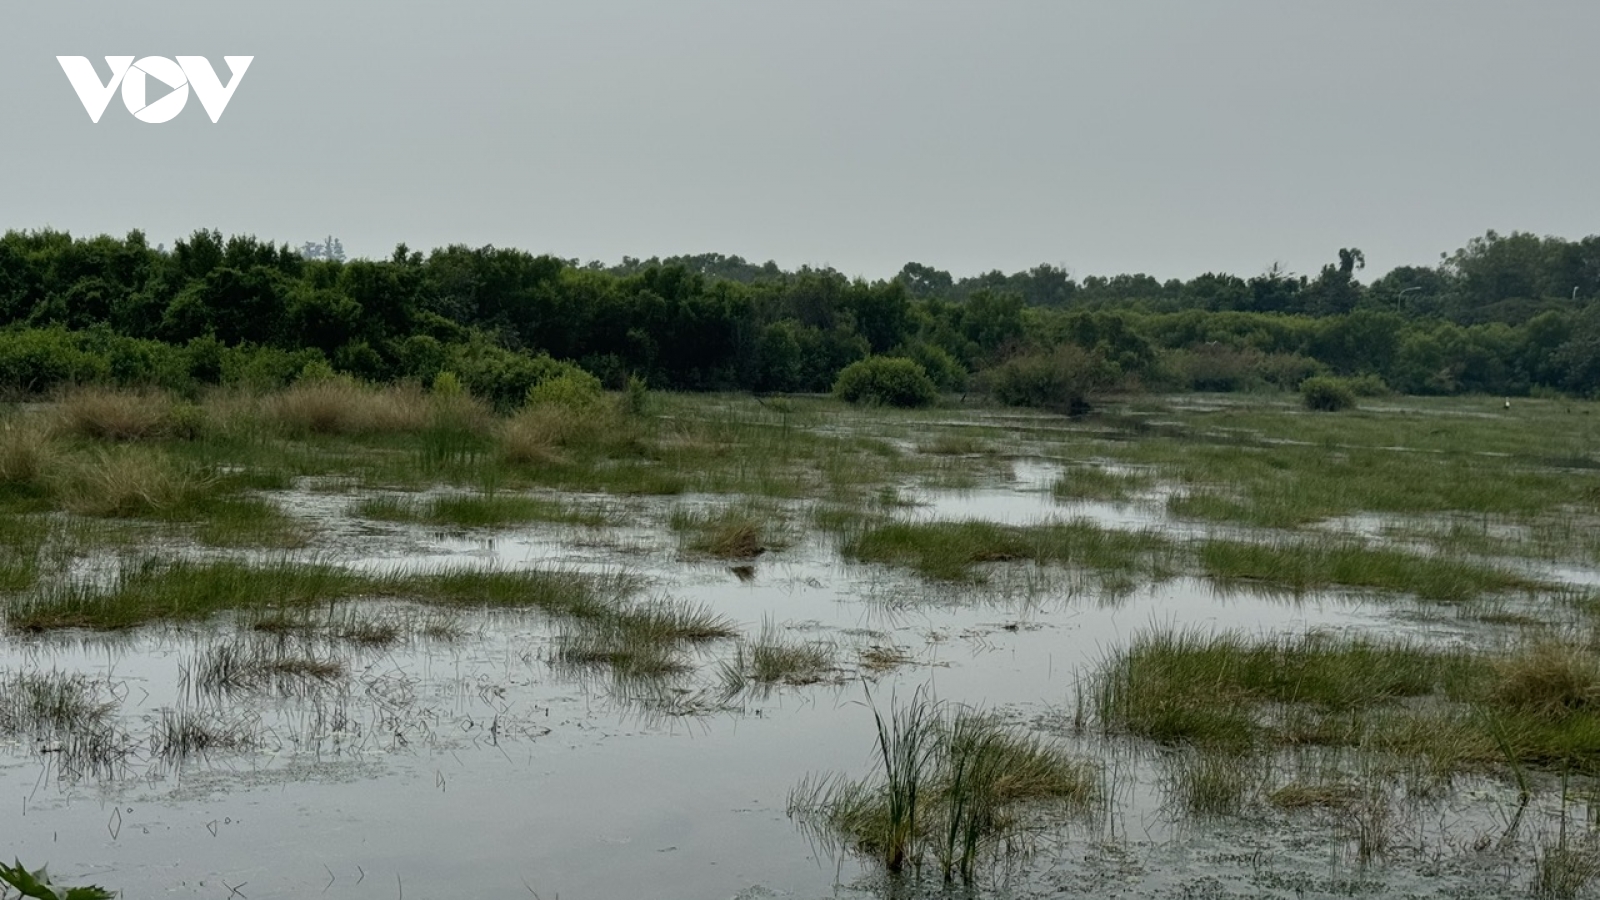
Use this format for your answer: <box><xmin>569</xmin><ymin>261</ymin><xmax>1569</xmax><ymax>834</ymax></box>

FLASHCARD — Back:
<box><xmin>1200</xmin><ymin>538</ymin><xmax>1545</xmax><ymax>601</ymax></box>
<box><xmin>190</xmin><ymin>496</ymin><xmax>310</xmax><ymax>549</ymax></box>
<box><xmin>353</xmin><ymin>492</ymin><xmax>614</xmax><ymax>528</ymax></box>
<box><xmin>5</xmin><ymin>560</ymin><xmax>644</xmax><ymax>632</ymax></box>
<box><xmin>842</xmin><ymin>519</ymin><xmax>1174</xmax><ymax>582</ymax></box>
<box><xmin>1052</xmin><ymin>466</ymin><xmax>1153</xmax><ymax>502</ymax></box>
<box><xmin>1094</xmin><ymin>629</ymin><xmax>1600</xmax><ymax>776</ymax></box>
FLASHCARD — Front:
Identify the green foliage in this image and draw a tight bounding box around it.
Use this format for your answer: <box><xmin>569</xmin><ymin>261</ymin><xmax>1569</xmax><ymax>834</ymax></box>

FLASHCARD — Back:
<box><xmin>624</xmin><ymin>373</ymin><xmax>650</xmax><ymax>415</ymax></box>
<box><xmin>0</xmin><ymin>859</ymin><xmax>115</xmax><ymax>900</ymax></box>
<box><xmin>0</xmin><ymin>225</ymin><xmax>1598</xmax><ymax>403</ymax></box>
<box><xmin>1300</xmin><ymin>375</ymin><xmax>1357</xmax><ymax>411</ymax></box>
<box><xmin>526</xmin><ymin>368</ymin><xmax>605</xmax><ymax>410</ymax></box>
<box><xmin>892</xmin><ymin>341</ymin><xmax>967</xmax><ymax>392</ymax></box>
<box><xmin>833</xmin><ymin>356</ymin><xmax>938</xmax><ymax>408</ymax></box>
<box><xmin>431</xmin><ymin>369</ymin><xmax>463</xmax><ymax>396</ymax></box>
<box><xmin>984</xmin><ymin>344</ymin><xmax>1116</xmax><ymax>413</ymax></box>
<box><xmin>1345</xmin><ymin>373</ymin><xmax>1391</xmax><ymax>397</ymax></box>
<box><xmin>296</xmin><ymin>357</ymin><xmax>338</xmax><ymax>384</ymax></box>
<box><xmin>789</xmin><ymin>690</ymin><xmax>1095</xmax><ymax>884</ymax></box>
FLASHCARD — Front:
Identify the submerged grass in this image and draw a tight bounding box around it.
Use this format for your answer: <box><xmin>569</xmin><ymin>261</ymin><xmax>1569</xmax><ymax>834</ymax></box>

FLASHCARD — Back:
<box><xmin>720</xmin><ymin>619</ymin><xmax>836</xmax><ymax>693</ymax></box>
<box><xmin>185</xmin><ymin>638</ymin><xmax>344</xmax><ymax>697</ymax></box>
<box><xmin>8</xmin><ymin>559</ymin><xmax>367</xmax><ymax>631</ymax></box>
<box><xmin>5</xmin><ymin>558</ymin><xmax>644</xmax><ymax>632</ymax></box>
<box><xmin>842</xmin><ymin>519</ymin><xmax>1174</xmax><ymax>582</ymax></box>
<box><xmin>353</xmin><ymin>492</ymin><xmax>614</xmax><ymax>528</ymax></box>
<box><xmin>556</xmin><ymin>598</ymin><xmax>734</xmax><ymax>678</ymax></box>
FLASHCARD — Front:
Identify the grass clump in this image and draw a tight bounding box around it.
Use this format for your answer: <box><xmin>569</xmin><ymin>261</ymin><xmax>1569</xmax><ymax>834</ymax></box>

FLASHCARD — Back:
<box><xmin>499</xmin><ymin>399</ymin><xmax>639</xmax><ymax>466</ymax></box>
<box><xmin>917</xmin><ymin>433</ymin><xmax>993</xmax><ymax>456</ymax></box>
<box><xmin>556</xmin><ymin>599</ymin><xmax>733</xmax><ymax>678</ymax></box>
<box><xmin>842</xmin><ymin>519</ymin><xmax>1172</xmax><ymax>582</ymax></box>
<box><xmin>354</xmin><ymin>492</ymin><xmax>612</xmax><ymax>528</ymax></box>
<box><xmin>152</xmin><ymin>708</ymin><xmax>259</xmax><ymax>760</ymax></box>
<box><xmin>0</xmin><ymin>670</ymin><xmax>116</xmax><ymax>741</ymax></box>
<box><xmin>191</xmin><ymin>496</ymin><xmax>308</xmax><ymax>548</ymax></box>
<box><xmin>1051</xmin><ymin>466</ymin><xmax>1153</xmax><ymax>502</ymax></box>
<box><xmin>1268</xmin><ymin>781</ymin><xmax>1363</xmax><ymax>809</ymax></box>
<box><xmin>52</xmin><ymin>386</ymin><xmax>178</xmax><ymax>441</ymax></box>
<box><xmin>720</xmin><ymin>619</ymin><xmax>836</xmax><ymax>692</ymax></box>
<box><xmin>1095</xmin><ymin>629</ymin><xmax>1600</xmax><ymax>776</ymax></box>
<box><xmin>1535</xmin><ymin>835</ymin><xmax>1600</xmax><ymax>900</ymax></box>
<box><xmin>263</xmin><ymin>378</ymin><xmax>433</xmax><ymax>436</ymax></box>
<box><xmin>1165</xmin><ymin>747</ymin><xmax>1258</xmax><ymax>818</ymax></box>
<box><xmin>186</xmin><ymin>638</ymin><xmax>343</xmax><ymax>696</ymax></box>
<box><xmin>7</xmin><ymin>559</ymin><xmax>369</xmax><ymax>631</ymax></box>
<box><xmin>1093</xmin><ymin>630</ymin><xmax>1469</xmax><ymax>749</ymax></box>
<box><xmin>670</xmin><ymin>504</ymin><xmax>786</xmax><ymax>559</ymax></box>
<box><xmin>52</xmin><ymin>447</ymin><xmax>215</xmax><ymax>518</ymax></box>
<box><xmin>789</xmin><ymin>689</ymin><xmax>1096</xmax><ymax>885</ymax></box>
<box><xmin>1200</xmin><ymin>538</ymin><xmax>1543</xmax><ymax>602</ymax></box>
<box><xmin>0</xmin><ymin>418</ymin><xmax>56</xmax><ymax>492</ymax></box>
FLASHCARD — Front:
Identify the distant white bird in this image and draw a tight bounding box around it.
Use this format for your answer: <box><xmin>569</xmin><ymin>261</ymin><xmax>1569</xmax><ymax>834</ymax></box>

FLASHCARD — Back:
<box><xmin>1504</xmin><ymin>398</ymin><xmax>1511</xmax><ymax>410</ymax></box>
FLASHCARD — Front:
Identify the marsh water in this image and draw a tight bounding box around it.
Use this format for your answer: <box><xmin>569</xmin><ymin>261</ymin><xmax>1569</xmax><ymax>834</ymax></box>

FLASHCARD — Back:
<box><xmin>4</xmin><ymin>446</ymin><xmax>1598</xmax><ymax>899</ymax></box>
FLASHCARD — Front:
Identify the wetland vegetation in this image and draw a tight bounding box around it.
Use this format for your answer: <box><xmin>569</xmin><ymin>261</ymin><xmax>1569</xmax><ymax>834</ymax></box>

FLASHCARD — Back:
<box><xmin>1</xmin><ymin>370</ymin><xmax>1599</xmax><ymax>897</ymax></box>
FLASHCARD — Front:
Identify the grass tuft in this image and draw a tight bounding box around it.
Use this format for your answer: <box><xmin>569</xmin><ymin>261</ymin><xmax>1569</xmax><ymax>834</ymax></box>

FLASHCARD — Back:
<box><xmin>52</xmin><ymin>387</ymin><xmax>177</xmax><ymax>441</ymax></box>
<box><xmin>789</xmin><ymin>689</ymin><xmax>1095</xmax><ymax>884</ymax></box>
<box><xmin>670</xmin><ymin>504</ymin><xmax>786</xmax><ymax>559</ymax></box>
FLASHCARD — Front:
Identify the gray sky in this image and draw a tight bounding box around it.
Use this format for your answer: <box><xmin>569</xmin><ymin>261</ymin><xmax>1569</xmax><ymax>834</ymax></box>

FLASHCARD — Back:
<box><xmin>3</xmin><ymin>1</ymin><xmax>1597</xmax><ymax>282</ymax></box>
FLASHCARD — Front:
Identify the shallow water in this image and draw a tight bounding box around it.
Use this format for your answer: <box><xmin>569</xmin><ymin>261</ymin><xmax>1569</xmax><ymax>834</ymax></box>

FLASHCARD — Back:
<box><xmin>3</xmin><ymin>467</ymin><xmax>1598</xmax><ymax>899</ymax></box>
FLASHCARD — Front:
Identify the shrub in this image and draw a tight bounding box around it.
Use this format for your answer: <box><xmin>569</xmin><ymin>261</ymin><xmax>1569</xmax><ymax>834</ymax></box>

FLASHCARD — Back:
<box><xmin>893</xmin><ymin>342</ymin><xmax>968</xmax><ymax>392</ymax></box>
<box><xmin>445</xmin><ymin>338</ymin><xmax>596</xmax><ymax>410</ymax></box>
<box><xmin>1345</xmin><ymin>373</ymin><xmax>1391</xmax><ymax>397</ymax></box>
<box><xmin>220</xmin><ymin>344</ymin><xmax>327</xmax><ymax>391</ymax></box>
<box><xmin>624</xmin><ymin>374</ymin><xmax>651</xmax><ymax>416</ymax></box>
<box><xmin>984</xmin><ymin>345</ymin><xmax>1117</xmax><ymax>414</ymax></box>
<box><xmin>833</xmin><ymin>356</ymin><xmax>938</xmax><ymax>408</ymax></box>
<box><xmin>1300</xmin><ymin>376</ymin><xmax>1357</xmax><ymax>412</ymax></box>
<box><xmin>526</xmin><ymin>369</ymin><xmax>604</xmax><ymax>410</ymax></box>
<box><xmin>431</xmin><ymin>370</ymin><xmax>464</xmax><ymax>397</ymax></box>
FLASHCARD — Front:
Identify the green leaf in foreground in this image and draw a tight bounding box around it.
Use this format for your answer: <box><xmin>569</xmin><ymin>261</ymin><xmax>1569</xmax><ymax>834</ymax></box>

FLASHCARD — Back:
<box><xmin>0</xmin><ymin>859</ymin><xmax>116</xmax><ymax>900</ymax></box>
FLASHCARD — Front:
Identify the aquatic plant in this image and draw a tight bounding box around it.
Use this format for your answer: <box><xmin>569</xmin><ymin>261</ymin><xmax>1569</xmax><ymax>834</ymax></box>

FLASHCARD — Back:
<box><xmin>789</xmin><ymin>687</ymin><xmax>1095</xmax><ymax>884</ymax></box>
<box><xmin>0</xmin><ymin>860</ymin><xmax>114</xmax><ymax>900</ymax></box>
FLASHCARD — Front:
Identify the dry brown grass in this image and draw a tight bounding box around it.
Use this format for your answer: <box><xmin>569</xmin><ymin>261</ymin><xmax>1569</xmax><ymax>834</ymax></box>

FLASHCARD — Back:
<box><xmin>499</xmin><ymin>402</ymin><xmax>631</xmax><ymax>464</ymax></box>
<box><xmin>264</xmin><ymin>379</ymin><xmax>433</xmax><ymax>436</ymax></box>
<box><xmin>54</xmin><ymin>447</ymin><xmax>214</xmax><ymax>517</ymax></box>
<box><xmin>0</xmin><ymin>417</ymin><xmax>55</xmax><ymax>486</ymax></box>
<box><xmin>52</xmin><ymin>387</ymin><xmax>177</xmax><ymax>441</ymax></box>
<box><xmin>1489</xmin><ymin>640</ymin><xmax>1600</xmax><ymax>721</ymax></box>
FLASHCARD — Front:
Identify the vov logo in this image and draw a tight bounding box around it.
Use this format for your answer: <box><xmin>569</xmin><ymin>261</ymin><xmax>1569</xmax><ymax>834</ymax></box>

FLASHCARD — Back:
<box><xmin>57</xmin><ymin>56</ymin><xmax>253</xmax><ymax>123</ymax></box>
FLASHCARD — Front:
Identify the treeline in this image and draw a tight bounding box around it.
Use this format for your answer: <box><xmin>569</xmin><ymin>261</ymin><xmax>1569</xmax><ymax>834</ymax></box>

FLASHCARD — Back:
<box><xmin>0</xmin><ymin>227</ymin><xmax>1597</xmax><ymax>403</ymax></box>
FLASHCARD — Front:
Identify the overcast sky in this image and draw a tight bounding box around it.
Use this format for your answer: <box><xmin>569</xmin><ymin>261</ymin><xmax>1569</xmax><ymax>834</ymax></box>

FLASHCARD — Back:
<box><xmin>3</xmin><ymin>1</ymin><xmax>1597</xmax><ymax>282</ymax></box>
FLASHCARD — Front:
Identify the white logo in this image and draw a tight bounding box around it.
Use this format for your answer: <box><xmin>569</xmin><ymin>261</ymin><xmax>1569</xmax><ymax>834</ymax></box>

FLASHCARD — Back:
<box><xmin>56</xmin><ymin>56</ymin><xmax>253</xmax><ymax>123</ymax></box>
